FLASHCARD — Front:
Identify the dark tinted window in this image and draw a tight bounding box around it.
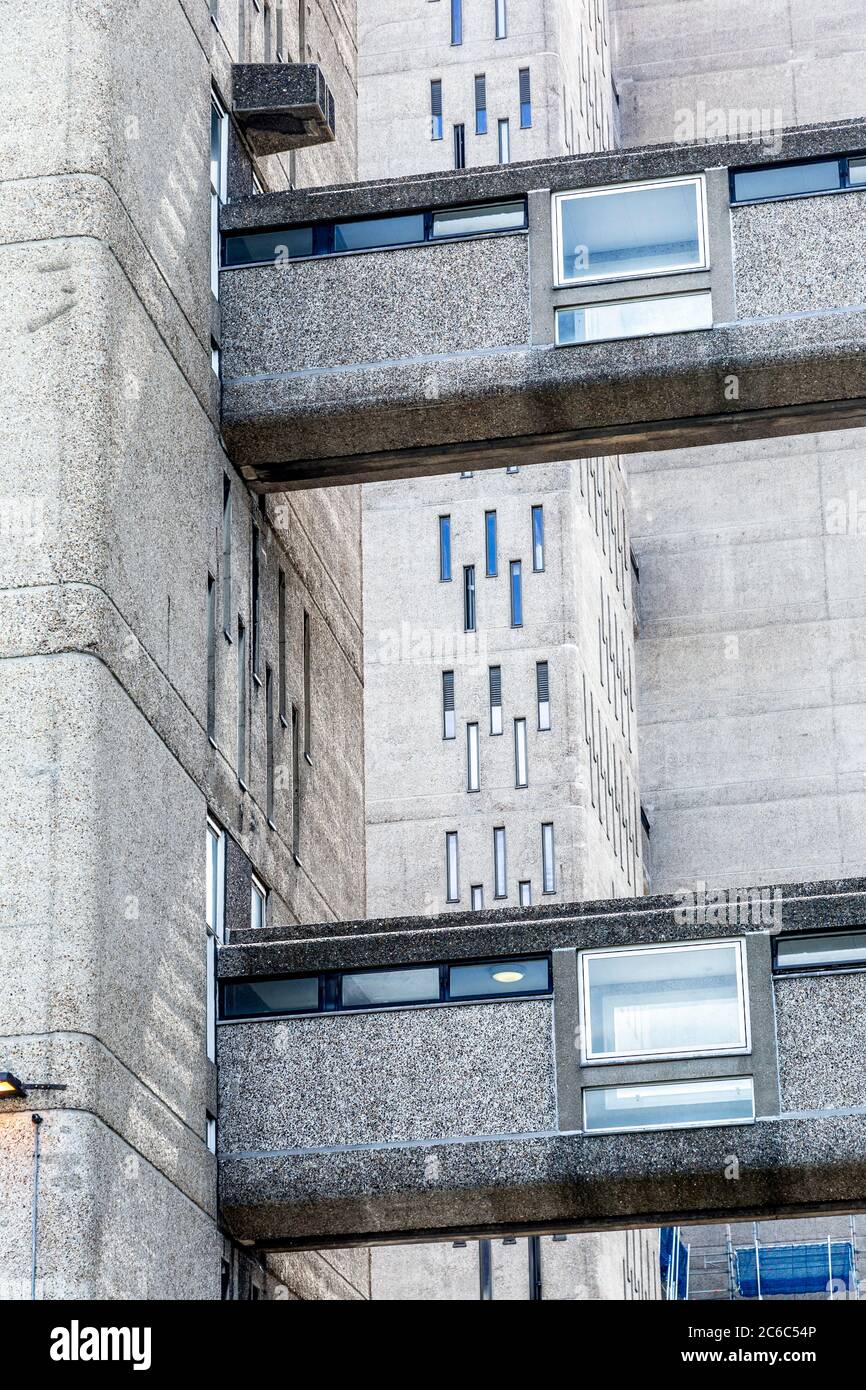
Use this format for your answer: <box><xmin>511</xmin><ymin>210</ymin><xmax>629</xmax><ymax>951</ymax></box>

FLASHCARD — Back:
<box><xmin>341</xmin><ymin>967</ymin><xmax>441</xmax><ymax>1008</ymax></box>
<box><xmin>223</xmin><ymin>226</ymin><xmax>314</xmax><ymax>266</ymax></box>
<box><xmin>221</xmin><ymin>976</ymin><xmax>319</xmax><ymax>1017</ymax></box>
<box><xmin>333</xmin><ymin>214</ymin><xmax>425</xmax><ymax>252</ymax></box>
<box><xmin>731</xmin><ymin>159</ymin><xmax>842</xmax><ymax>203</ymax></box>
<box><xmin>449</xmin><ymin>957</ymin><xmax>549</xmax><ymax>998</ymax></box>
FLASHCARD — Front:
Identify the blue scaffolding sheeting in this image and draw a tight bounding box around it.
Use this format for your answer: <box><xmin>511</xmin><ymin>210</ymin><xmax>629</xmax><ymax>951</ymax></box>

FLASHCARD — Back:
<box><xmin>734</xmin><ymin>1242</ymin><xmax>854</xmax><ymax>1298</ymax></box>
<box><xmin>660</xmin><ymin>1226</ymin><xmax>690</xmax><ymax>1300</ymax></box>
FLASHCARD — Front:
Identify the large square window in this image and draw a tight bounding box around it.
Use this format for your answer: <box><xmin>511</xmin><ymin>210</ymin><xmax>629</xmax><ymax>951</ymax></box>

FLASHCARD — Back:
<box><xmin>580</xmin><ymin>940</ymin><xmax>749</xmax><ymax>1063</ymax></box>
<box><xmin>553</xmin><ymin>176</ymin><xmax>708</xmax><ymax>285</ymax></box>
<box><xmin>583</xmin><ymin>1076</ymin><xmax>755</xmax><ymax>1135</ymax></box>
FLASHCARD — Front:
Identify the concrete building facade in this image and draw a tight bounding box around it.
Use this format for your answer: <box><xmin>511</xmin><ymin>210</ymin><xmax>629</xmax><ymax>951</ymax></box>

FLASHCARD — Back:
<box><xmin>0</xmin><ymin>0</ymin><xmax>368</xmax><ymax>1300</ymax></box>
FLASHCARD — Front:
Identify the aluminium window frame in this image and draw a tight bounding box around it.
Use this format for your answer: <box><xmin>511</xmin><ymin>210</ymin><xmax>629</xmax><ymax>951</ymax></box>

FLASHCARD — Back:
<box><xmin>250</xmin><ymin>872</ymin><xmax>268</xmax><ymax>929</ymax></box>
<box><xmin>772</xmin><ymin>928</ymin><xmax>866</xmax><ymax>977</ymax></box>
<box><xmin>579</xmin><ymin>937</ymin><xmax>752</xmax><ymax>1067</ymax></box>
<box><xmin>582</xmin><ymin>1074</ymin><xmax>756</xmax><ymax>1137</ymax></box>
<box><xmin>554</xmin><ymin>289</ymin><xmax>713</xmax><ymax>348</ymax></box>
<box><xmin>729</xmin><ymin>152</ymin><xmax>866</xmax><ymax>206</ymax></box>
<box><xmin>551</xmin><ymin>174</ymin><xmax>709</xmax><ymax>289</ymax></box>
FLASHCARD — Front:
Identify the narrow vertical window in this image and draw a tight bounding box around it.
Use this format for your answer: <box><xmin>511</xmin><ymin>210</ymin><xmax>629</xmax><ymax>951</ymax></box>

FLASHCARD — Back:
<box><xmin>264</xmin><ymin>3</ymin><xmax>273</xmax><ymax>60</ymax></box>
<box><xmin>453</xmin><ymin>123</ymin><xmax>466</xmax><ymax>170</ymax></box>
<box><xmin>303</xmin><ymin>609</ymin><xmax>312</xmax><ymax>760</ymax></box>
<box><xmin>509</xmin><ymin>559</ymin><xmax>522</xmax><ymax>626</ymax></box>
<box><xmin>291</xmin><ymin>705</ymin><xmax>301</xmax><ymax>860</ymax></box>
<box><xmin>446</xmin><ymin>831</ymin><xmax>460</xmax><ymax>902</ymax></box>
<box><xmin>519</xmin><ymin>880</ymin><xmax>532</xmax><ymax>907</ymax></box>
<box><xmin>251</xmin><ymin>874</ymin><xmax>268</xmax><ymax>929</ymax></box>
<box><xmin>431</xmin><ymin>79</ymin><xmax>443</xmax><ymax>140</ymax></box>
<box><xmin>519</xmin><ymin>67</ymin><xmax>532</xmax><ymax>127</ymax></box>
<box><xmin>207</xmin><ymin>574</ymin><xmax>217</xmax><ymax>742</ymax></box>
<box><xmin>493</xmin><ymin>826</ymin><xmax>507</xmax><ymax>898</ymax></box>
<box><xmin>251</xmin><ymin>523</ymin><xmax>261</xmax><ymax>682</ymax></box>
<box><xmin>536</xmin><ymin>660</ymin><xmax>551</xmax><ymax>730</ymax></box>
<box><xmin>278</xmin><ymin>568</ymin><xmax>287</xmax><ymax>723</ymax></box>
<box><xmin>265</xmin><ymin>665</ymin><xmax>275</xmax><ymax>824</ymax></box>
<box><xmin>495</xmin><ymin>0</ymin><xmax>507</xmax><ymax>39</ymax></box>
<box><xmin>210</xmin><ymin>93</ymin><xmax>228</xmax><ymax>298</ymax></box>
<box><xmin>498</xmin><ymin>117</ymin><xmax>511</xmax><ymax>164</ymax></box>
<box><xmin>467</xmin><ymin>722</ymin><xmax>480</xmax><ymax>791</ymax></box>
<box><xmin>451</xmin><ymin>0</ymin><xmax>462</xmax><ymax>45</ymax></box>
<box><xmin>237</xmin><ymin>617</ymin><xmax>247</xmax><ymax>783</ymax></box>
<box><xmin>514</xmin><ymin>717</ymin><xmax>528</xmax><ymax>787</ymax></box>
<box><xmin>275</xmin><ymin>1</ymin><xmax>284</xmax><ymax>59</ymax></box>
<box><xmin>439</xmin><ymin>514</ymin><xmax>452</xmax><ymax>581</ymax></box>
<box><xmin>471</xmin><ymin>885</ymin><xmax>484</xmax><ymax>910</ymax></box>
<box><xmin>484</xmin><ymin>510</ymin><xmax>497</xmax><ymax>576</ymax></box>
<box><xmin>542</xmin><ymin>822</ymin><xmax>556</xmax><ymax>893</ymax></box>
<box><xmin>464</xmin><ymin>565</ymin><xmax>476</xmax><ymax>631</ymax></box>
<box><xmin>206</xmin><ymin>818</ymin><xmax>226</xmax><ymax>941</ymax></box>
<box><xmin>442</xmin><ymin>669</ymin><xmax>456</xmax><ymax>739</ymax></box>
<box><xmin>475</xmin><ymin>74</ymin><xmax>487</xmax><ymax>134</ymax></box>
<box><xmin>531</xmin><ymin>504</ymin><xmax>545</xmax><ymax>571</ymax></box>
<box><xmin>489</xmin><ymin>665</ymin><xmax>502</xmax><ymax>734</ymax></box>
<box><xmin>222</xmin><ymin>476</ymin><xmax>232</xmax><ymax>636</ymax></box>
<box><xmin>209</xmin><ymin>0</ymin><xmax>220</xmax><ymax>25</ymax></box>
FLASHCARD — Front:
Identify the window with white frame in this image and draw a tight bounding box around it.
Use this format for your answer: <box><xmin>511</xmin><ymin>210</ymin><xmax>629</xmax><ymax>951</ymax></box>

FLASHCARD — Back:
<box><xmin>471</xmin><ymin>884</ymin><xmax>484</xmax><ymax>911</ymax></box>
<box><xmin>584</xmin><ymin>1076</ymin><xmax>755</xmax><ymax>1135</ymax></box>
<box><xmin>206</xmin><ymin>818</ymin><xmax>226</xmax><ymax>942</ymax></box>
<box><xmin>251</xmin><ymin>873</ymin><xmax>268</xmax><ymax>929</ymax></box>
<box><xmin>498</xmin><ymin>117</ymin><xmax>510</xmax><ymax>164</ymax></box>
<box><xmin>210</xmin><ymin>92</ymin><xmax>228</xmax><ymax>298</ymax></box>
<box><xmin>536</xmin><ymin>660</ymin><xmax>550</xmax><ymax>730</ymax></box>
<box><xmin>493</xmin><ymin>826</ymin><xmax>507</xmax><ymax>898</ymax></box>
<box><xmin>553</xmin><ymin>176</ymin><xmax>708</xmax><ymax>286</ymax></box>
<box><xmin>541</xmin><ymin>821</ymin><xmax>555</xmax><ymax>893</ymax></box>
<box><xmin>519</xmin><ymin>880</ymin><xmax>532</xmax><ymax>907</ymax></box>
<box><xmin>446</xmin><ymin>831</ymin><xmax>460</xmax><ymax>902</ymax></box>
<box><xmin>494</xmin><ymin>0</ymin><xmax>507</xmax><ymax>39</ymax></box>
<box><xmin>489</xmin><ymin>665</ymin><xmax>502</xmax><ymax>735</ymax></box>
<box><xmin>580</xmin><ymin>939</ymin><xmax>750</xmax><ymax>1064</ymax></box>
<box><xmin>556</xmin><ymin>291</ymin><xmax>713</xmax><ymax>346</ymax></box>
<box><xmin>467</xmin><ymin>722</ymin><xmax>480</xmax><ymax>791</ymax></box>
<box><xmin>514</xmin><ymin>717</ymin><xmax>528</xmax><ymax>787</ymax></box>
<box><xmin>442</xmin><ymin>669</ymin><xmax>456</xmax><ymax>739</ymax></box>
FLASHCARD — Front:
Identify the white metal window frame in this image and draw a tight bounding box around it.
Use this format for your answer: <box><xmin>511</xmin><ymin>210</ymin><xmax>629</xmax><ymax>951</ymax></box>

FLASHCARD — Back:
<box><xmin>579</xmin><ymin>937</ymin><xmax>751</xmax><ymax>1066</ymax></box>
<box><xmin>551</xmin><ymin>174</ymin><xmax>709</xmax><ymax>289</ymax></box>
<box><xmin>467</xmin><ymin>722</ymin><xmax>481</xmax><ymax>791</ymax></box>
<box><xmin>582</xmin><ymin>1075</ymin><xmax>756</xmax><ymax>1136</ymax></box>
<box><xmin>446</xmin><ymin>831</ymin><xmax>460</xmax><ymax>902</ymax></box>
<box><xmin>206</xmin><ymin>816</ymin><xmax>226</xmax><ymax>943</ymax></box>
<box><xmin>514</xmin><ymin>717</ymin><xmax>528</xmax><ymax>787</ymax></box>
<box><xmin>493</xmin><ymin>826</ymin><xmax>507</xmax><ymax>898</ymax></box>
<box><xmin>251</xmin><ymin>872</ymin><xmax>268</xmax><ymax>929</ymax></box>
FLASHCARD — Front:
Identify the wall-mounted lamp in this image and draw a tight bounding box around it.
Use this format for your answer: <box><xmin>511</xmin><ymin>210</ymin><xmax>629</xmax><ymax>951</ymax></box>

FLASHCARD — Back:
<box><xmin>0</xmin><ymin>1072</ymin><xmax>27</xmax><ymax>1098</ymax></box>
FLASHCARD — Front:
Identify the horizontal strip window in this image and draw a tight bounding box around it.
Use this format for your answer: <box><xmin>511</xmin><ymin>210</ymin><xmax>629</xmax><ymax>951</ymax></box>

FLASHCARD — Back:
<box><xmin>583</xmin><ymin>1076</ymin><xmax>755</xmax><ymax>1135</ymax></box>
<box><xmin>580</xmin><ymin>939</ymin><xmax>750</xmax><ymax>1064</ymax></box>
<box><xmin>219</xmin><ymin>955</ymin><xmax>552</xmax><ymax>1019</ymax></box>
<box><xmin>774</xmin><ymin>929</ymin><xmax>866</xmax><ymax>974</ymax></box>
<box><xmin>553</xmin><ymin>176</ymin><xmax>708</xmax><ymax>286</ymax></box>
<box><xmin>556</xmin><ymin>291</ymin><xmax>712</xmax><ymax>347</ymax></box>
<box><xmin>730</xmin><ymin>153</ymin><xmax>866</xmax><ymax>205</ymax></box>
<box><xmin>223</xmin><ymin>199</ymin><xmax>528</xmax><ymax>267</ymax></box>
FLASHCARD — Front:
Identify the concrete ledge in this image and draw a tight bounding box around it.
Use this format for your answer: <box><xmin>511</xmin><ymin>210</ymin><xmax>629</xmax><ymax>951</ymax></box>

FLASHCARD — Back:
<box><xmin>232</xmin><ymin>64</ymin><xmax>335</xmax><ymax>156</ymax></box>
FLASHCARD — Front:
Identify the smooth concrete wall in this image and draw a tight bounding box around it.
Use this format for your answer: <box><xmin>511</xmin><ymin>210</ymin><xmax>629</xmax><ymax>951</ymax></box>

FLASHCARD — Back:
<box><xmin>0</xmin><ymin>0</ymin><xmax>366</xmax><ymax>1299</ymax></box>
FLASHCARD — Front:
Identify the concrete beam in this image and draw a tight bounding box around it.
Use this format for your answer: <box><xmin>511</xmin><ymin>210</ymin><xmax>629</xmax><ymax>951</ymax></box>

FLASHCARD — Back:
<box><xmin>232</xmin><ymin>64</ymin><xmax>335</xmax><ymax>156</ymax></box>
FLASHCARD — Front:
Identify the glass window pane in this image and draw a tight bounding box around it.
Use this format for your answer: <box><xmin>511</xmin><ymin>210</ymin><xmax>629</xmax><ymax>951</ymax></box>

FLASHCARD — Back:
<box><xmin>467</xmin><ymin>723</ymin><xmax>480</xmax><ymax>791</ymax></box>
<box><xmin>493</xmin><ymin>827</ymin><xmax>507</xmax><ymax>897</ymax></box>
<box><xmin>446</xmin><ymin>831</ymin><xmax>459</xmax><ymax>901</ymax></box>
<box><xmin>532</xmin><ymin>505</ymin><xmax>544</xmax><ymax>571</ymax></box>
<box><xmin>464</xmin><ymin>565</ymin><xmax>476</xmax><ymax>631</ymax></box>
<box><xmin>341</xmin><ymin>967</ymin><xmax>440</xmax><ymax>1008</ymax></box>
<box><xmin>439</xmin><ymin>515</ymin><xmax>452</xmax><ymax>581</ymax></box>
<box><xmin>556</xmin><ymin>291</ymin><xmax>712</xmax><ymax>346</ymax></box>
<box><xmin>450</xmin><ymin>957</ymin><xmax>549</xmax><ymax>998</ymax></box>
<box><xmin>584</xmin><ymin>1077</ymin><xmax>755</xmax><ymax>1134</ymax></box>
<box><xmin>775</xmin><ymin>930</ymin><xmax>866</xmax><ymax>972</ymax></box>
<box><xmin>485</xmin><ymin>510</ymin><xmax>497</xmax><ymax>575</ymax></box>
<box><xmin>223</xmin><ymin>226</ymin><xmax>314</xmax><ymax>267</ymax></box>
<box><xmin>221</xmin><ymin>976</ymin><xmax>319</xmax><ymax>1018</ymax></box>
<box><xmin>541</xmin><ymin>822</ymin><xmax>555</xmax><ymax>893</ymax></box>
<box><xmin>471</xmin><ymin>885</ymin><xmax>484</xmax><ymax>910</ymax></box>
<box><xmin>849</xmin><ymin>157</ymin><xmax>866</xmax><ymax>186</ymax></box>
<box><xmin>557</xmin><ymin>179</ymin><xmax>704</xmax><ymax>283</ymax></box>
<box><xmin>514</xmin><ymin>718</ymin><xmax>528</xmax><ymax>787</ymax></box>
<box><xmin>510</xmin><ymin>560</ymin><xmax>522</xmax><ymax>626</ymax></box>
<box><xmin>432</xmin><ymin>201</ymin><xmax>526</xmax><ymax>238</ymax></box>
<box><xmin>333</xmin><ymin>213</ymin><xmax>425</xmax><ymax>252</ymax></box>
<box><xmin>519</xmin><ymin>880</ymin><xmax>532</xmax><ymax>907</ymax></box>
<box><xmin>732</xmin><ymin>159</ymin><xmax>841</xmax><ymax>203</ymax></box>
<box><xmin>583</xmin><ymin>941</ymin><xmax>747</xmax><ymax>1061</ymax></box>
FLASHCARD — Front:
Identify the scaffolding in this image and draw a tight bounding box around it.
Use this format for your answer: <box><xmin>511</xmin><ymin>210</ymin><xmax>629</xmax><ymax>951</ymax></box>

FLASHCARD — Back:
<box><xmin>674</xmin><ymin>1219</ymin><xmax>861</xmax><ymax>1300</ymax></box>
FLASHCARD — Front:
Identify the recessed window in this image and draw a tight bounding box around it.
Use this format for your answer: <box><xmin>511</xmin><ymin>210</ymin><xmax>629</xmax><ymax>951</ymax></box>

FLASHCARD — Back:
<box><xmin>431</xmin><ymin>79</ymin><xmax>443</xmax><ymax>141</ymax></box>
<box><xmin>442</xmin><ymin>669</ymin><xmax>456</xmax><ymax>740</ymax></box>
<box><xmin>519</xmin><ymin>880</ymin><xmax>532</xmax><ymax>907</ymax></box>
<box><xmin>475</xmin><ymin>74</ymin><xmax>487</xmax><ymax>135</ymax></box>
<box><xmin>222</xmin><ymin>975</ymin><xmax>319</xmax><ymax>1018</ymax></box>
<box><xmin>471</xmin><ymin>884</ymin><xmax>484</xmax><ymax>910</ymax></box>
<box><xmin>541</xmin><ymin>822</ymin><xmax>555</xmax><ymax>893</ymax></box>
<box><xmin>580</xmin><ymin>940</ymin><xmax>749</xmax><ymax>1063</ymax></box>
<box><xmin>334</xmin><ymin>214</ymin><xmax>425</xmax><ymax>253</ymax></box>
<box><xmin>728</xmin><ymin>156</ymin><xmax>866</xmax><ymax>204</ymax></box>
<box><xmin>303</xmin><ymin>610</ymin><xmax>312</xmax><ymax>761</ymax></box>
<box><xmin>556</xmin><ymin>291</ymin><xmax>713</xmax><ymax>346</ymax></box>
<box><xmin>453</xmin><ymin>123</ymin><xmax>466</xmax><ymax>170</ymax></box>
<box><xmin>210</xmin><ymin>92</ymin><xmax>228</xmax><ymax>297</ymax></box>
<box><xmin>439</xmin><ymin>514</ymin><xmax>452</xmax><ymax>582</ymax></box>
<box><xmin>446</xmin><ymin>831</ymin><xmax>459</xmax><ymax>902</ymax></box>
<box><xmin>774</xmin><ymin>930</ymin><xmax>866</xmax><ymax>974</ymax></box>
<box><xmin>849</xmin><ymin>157</ymin><xmax>866</xmax><ymax>186</ymax></box>
<box><xmin>450</xmin><ymin>957</ymin><xmax>549</xmax><ymax>999</ymax></box>
<box><xmin>251</xmin><ymin>874</ymin><xmax>268</xmax><ymax>929</ymax></box>
<box><xmin>536</xmin><ymin>660</ymin><xmax>550</xmax><ymax>730</ymax></box>
<box><xmin>451</xmin><ymin>0</ymin><xmax>462</xmax><ymax>44</ymax></box>
<box><xmin>489</xmin><ymin>665</ymin><xmax>502</xmax><ymax>735</ymax></box>
<box><xmin>519</xmin><ymin>68</ymin><xmax>531</xmax><ymax>128</ymax></box>
<box><xmin>206</xmin><ymin>818</ymin><xmax>226</xmax><ymax>942</ymax></box>
<box><xmin>493</xmin><ymin>826</ymin><xmax>507</xmax><ymax>898</ymax></box>
<box><xmin>431</xmin><ymin>201</ymin><xmax>526</xmax><ymax>237</ymax></box>
<box><xmin>583</xmin><ymin>1076</ymin><xmax>755</xmax><ymax>1135</ymax></box>
<box><xmin>498</xmin><ymin>117</ymin><xmax>511</xmax><ymax>164</ymax></box>
<box><xmin>206</xmin><ymin>574</ymin><xmax>217</xmax><ymax>742</ymax></box>
<box><xmin>514</xmin><ymin>717</ymin><xmax>528</xmax><ymax>787</ymax></box>
<box><xmin>251</xmin><ymin>524</ymin><xmax>261</xmax><ymax>681</ymax></box>
<box><xmin>553</xmin><ymin>177</ymin><xmax>707</xmax><ymax>285</ymax></box>
<box><xmin>467</xmin><ymin>722</ymin><xmax>480</xmax><ymax>791</ymax></box>
<box><xmin>223</xmin><ymin>226</ymin><xmax>314</xmax><ymax>267</ymax></box>
<box><xmin>464</xmin><ymin>564</ymin><xmax>476</xmax><ymax>631</ymax></box>
<box><xmin>485</xmin><ymin>510</ymin><xmax>497</xmax><ymax>576</ymax></box>
<box><xmin>509</xmin><ymin>560</ymin><xmax>522</xmax><ymax>626</ymax></box>
<box><xmin>236</xmin><ymin>617</ymin><xmax>247</xmax><ymax>783</ymax></box>
<box><xmin>222</xmin><ymin>477</ymin><xmax>232</xmax><ymax>635</ymax></box>
<box><xmin>342</xmin><ymin>966</ymin><xmax>440</xmax><ymax>1009</ymax></box>
<box><xmin>291</xmin><ymin>704</ymin><xmax>301</xmax><ymax>860</ymax></box>
<box><xmin>494</xmin><ymin>0</ymin><xmax>507</xmax><ymax>39</ymax></box>
<box><xmin>265</xmin><ymin>665</ymin><xmax>275</xmax><ymax>825</ymax></box>
<box><xmin>531</xmin><ymin>505</ymin><xmax>544</xmax><ymax>571</ymax></box>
